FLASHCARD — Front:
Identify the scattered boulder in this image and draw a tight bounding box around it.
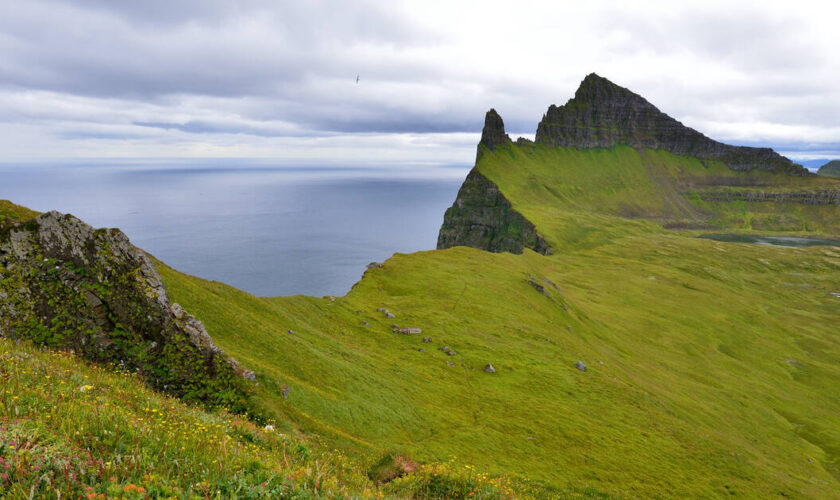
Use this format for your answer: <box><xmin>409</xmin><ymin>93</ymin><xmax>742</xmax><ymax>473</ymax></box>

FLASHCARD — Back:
<box><xmin>422</xmin><ymin>337</ymin><xmax>432</xmax><ymax>343</ymax></box>
<box><xmin>376</xmin><ymin>307</ymin><xmax>386</xmax><ymax>312</ymax></box>
<box><xmin>362</xmin><ymin>321</ymin><xmax>371</xmax><ymax>327</ymax></box>
<box><xmin>385</xmin><ymin>311</ymin><xmax>395</xmax><ymax>319</ymax></box>
<box><xmin>367</xmin><ymin>262</ymin><xmax>383</xmax><ymax>269</ymax></box>
<box><xmin>527</xmin><ymin>275</ymin><xmax>551</xmax><ymax>297</ymax></box>
<box><xmin>446</xmin><ymin>361</ymin><xmax>454</xmax><ymax>367</ymax></box>
<box><xmin>447</xmin><ymin>350</ymin><xmax>457</xmax><ymax>356</ymax></box>
<box><xmin>439</xmin><ymin>345</ymin><xmax>450</xmax><ymax>352</ymax></box>
<box><xmin>574</xmin><ymin>361</ymin><xmax>587</xmax><ymax>372</ymax></box>
<box><xmin>393</xmin><ymin>327</ymin><xmax>422</xmax><ymax>335</ymax></box>
<box><xmin>282</xmin><ymin>385</ymin><xmax>290</xmax><ymax>399</ymax></box>
<box><xmin>484</xmin><ymin>363</ymin><xmax>496</xmax><ymax>373</ymax></box>
<box><xmin>418</xmin><ymin>348</ymin><xmax>425</xmax><ymax>352</ymax></box>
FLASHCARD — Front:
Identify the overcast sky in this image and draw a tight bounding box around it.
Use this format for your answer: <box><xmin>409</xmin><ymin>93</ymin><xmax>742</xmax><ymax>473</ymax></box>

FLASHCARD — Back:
<box><xmin>1</xmin><ymin>0</ymin><xmax>838</xmax><ymax>166</ymax></box>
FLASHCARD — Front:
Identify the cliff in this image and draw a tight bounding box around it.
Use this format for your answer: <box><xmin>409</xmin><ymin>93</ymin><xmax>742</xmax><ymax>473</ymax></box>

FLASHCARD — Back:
<box><xmin>438</xmin><ymin>111</ymin><xmax>549</xmax><ymax>254</ymax></box>
<box><xmin>437</xmin><ymin>168</ymin><xmax>550</xmax><ymax>254</ymax></box>
<box><xmin>818</xmin><ymin>160</ymin><xmax>840</xmax><ymax>178</ymax></box>
<box><xmin>0</xmin><ymin>210</ymin><xmax>253</xmax><ymax>411</ymax></box>
<box><xmin>535</xmin><ymin>73</ymin><xmax>808</xmax><ymax>175</ymax></box>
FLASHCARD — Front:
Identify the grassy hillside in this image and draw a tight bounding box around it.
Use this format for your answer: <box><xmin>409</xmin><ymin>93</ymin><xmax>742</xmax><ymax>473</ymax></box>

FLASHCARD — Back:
<box><xmin>158</xmin><ymin>141</ymin><xmax>840</xmax><ymax>497</ymax></box>
<box><xmin>5</xmin><ymin>142</ymin><xmax>840</xmax><ymax>497</ymax></box>
<box><xmin>1</xmin><ymin>337</ymin><xmax>527</xmax><ymax>499</ymax></box>
<box><xmin>0</xmin><ymin>337</ymin><xmax>375</xmax><ymax>498</ymax></box>
<box><xmin>0</xmin><ymin>200</ymin><xmax>40</xmax><ymax>224</ymax></box>
<box><xmin>474</xmin><ymin>144</ymin><xmax>840</xmax><ymax>246</ymax></box>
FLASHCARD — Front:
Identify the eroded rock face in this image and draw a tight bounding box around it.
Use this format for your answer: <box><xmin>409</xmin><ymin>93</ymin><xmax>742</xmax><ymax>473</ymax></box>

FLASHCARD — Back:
<box><xmin>535</xmin><ymin>73</ymin><xmax>809</xmax><ymax>175</ymax></box>
<box><xmin>437</xmin><ymin>168</ymin><xmax>550</xmax><ymax>254</ymax></box>
<box><xmin>0</xmin><ymin>211</ymin><xmax>252</xmax><ymax>411</ymax></box>
<box><xmin>696</xmin><ymin>188</ymin><xmax>840</xmax><ymax>205</ymax></box>
<box><xmin>478</xmin><ymin>109</ymin><xmax>511</xmax><ymax>155</ymax></box>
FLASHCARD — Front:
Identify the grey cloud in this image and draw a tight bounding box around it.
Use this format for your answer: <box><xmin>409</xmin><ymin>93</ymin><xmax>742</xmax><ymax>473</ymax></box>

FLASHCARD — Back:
<box><xmin>0</xmin><ymin>1</ymin><xmax>837</xmax><ymax>160</ymax></box>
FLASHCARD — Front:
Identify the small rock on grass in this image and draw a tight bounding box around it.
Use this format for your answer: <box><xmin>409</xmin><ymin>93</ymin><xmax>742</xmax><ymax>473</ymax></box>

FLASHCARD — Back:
<box><xmin>574</xmin><ymin>361</ymin><xmax>587</xmax><ymax>372</ymax></box>
<box><xmin>484</xmin><ymin>363</ymin><xmax>496</xmax><ymax>373</ymax></box>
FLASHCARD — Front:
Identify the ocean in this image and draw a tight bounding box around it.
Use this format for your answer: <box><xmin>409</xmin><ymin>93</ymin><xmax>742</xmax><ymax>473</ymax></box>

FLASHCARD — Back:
<box><xmin>0</xmin><ymin>161</ymin><xmax>468</xmax><ymax>297</ymax></box>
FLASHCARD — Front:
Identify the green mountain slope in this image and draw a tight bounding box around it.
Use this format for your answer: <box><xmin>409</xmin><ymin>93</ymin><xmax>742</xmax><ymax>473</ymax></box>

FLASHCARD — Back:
<box><xmin>5</xmin><ymin>74</ymin><xmax>840</xmax><ymax>498</ymax></box>
<box><xmin>819</xmin><ymin>160</ymin><xmax>840</xmax><ymax>178</ymax></box>
<box><xmin>155</xmin><ymin>78</ymin><xmax>840</xmax><ymax>497</ymax></box>
<box><xmin>159</xmin><ymin>202</ymin><xmax>840</xmax><ymax>497</ymax></box>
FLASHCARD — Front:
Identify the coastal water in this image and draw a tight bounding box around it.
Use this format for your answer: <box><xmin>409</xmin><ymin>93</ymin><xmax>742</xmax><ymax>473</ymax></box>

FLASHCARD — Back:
<box><xmin>0</xmin><ymin>161</ymin><xmax>467</xmax><ymax>296</ymax></box>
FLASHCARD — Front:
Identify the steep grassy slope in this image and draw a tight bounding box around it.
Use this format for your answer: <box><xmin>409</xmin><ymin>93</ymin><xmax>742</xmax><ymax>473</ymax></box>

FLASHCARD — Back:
<box><xmin>473</xmin><ymin>143</ymin><xmax>840</xmax><ymax>246</ymax></box>
<box><xmin>0</xmin><ymin>200</ymin><xmax>39</xmax><ymax>223</ymax></box>
<box><xmin>1</xmin><ymin>335</ymin><xmax>525</xmax><ymax>499</ymax></box>
<box><xmin>5</xmin><ymin>139</ymin><xmax>840</xmax><ymax>497</ymax></box>
<box><xmin>819</xmin><ymin>160</ymin><xmax>840</xmax><ymax>178</ymax></box>
<box><xmin>0</xmin><ymin>338</ymin><xmax>374</xmax><ymax>498</ymax></box>
<box><xmin>160</xmin><ymin>182</ymin><xmax>840</xmax><ymax>498</ymax></box>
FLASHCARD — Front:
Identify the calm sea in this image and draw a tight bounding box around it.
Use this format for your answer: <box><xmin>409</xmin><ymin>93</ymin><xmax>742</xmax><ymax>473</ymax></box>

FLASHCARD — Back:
<box><xmin>0</xmin><ymin>161</ymin><xmax>468</xmax><ymax>297</ymax></box>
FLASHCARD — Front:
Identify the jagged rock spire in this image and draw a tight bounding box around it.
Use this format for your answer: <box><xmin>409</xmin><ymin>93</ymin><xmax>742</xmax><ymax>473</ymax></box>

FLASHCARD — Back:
<box><xmin>478</xmin><ymin>109</ymin><xmax>511</xmax><ymax>157</ymax></box>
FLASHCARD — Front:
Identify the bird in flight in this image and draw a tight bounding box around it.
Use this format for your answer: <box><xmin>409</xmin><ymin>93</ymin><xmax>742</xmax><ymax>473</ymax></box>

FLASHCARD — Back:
<box><xmin>356</xmin><ymin>75</ymin><xmax>360</xmax><ymax>84</ymax></box>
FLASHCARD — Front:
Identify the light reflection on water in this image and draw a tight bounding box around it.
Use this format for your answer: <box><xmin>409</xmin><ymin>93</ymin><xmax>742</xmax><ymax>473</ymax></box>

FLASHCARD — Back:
<box><xmin>1</xmin><ymin>161</ymin><xmax>467</xmax><ymax>297</ymax></box>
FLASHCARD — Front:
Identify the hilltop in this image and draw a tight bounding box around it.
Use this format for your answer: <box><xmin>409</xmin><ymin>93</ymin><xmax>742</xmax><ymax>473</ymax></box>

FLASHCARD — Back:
<box><xmin>3</xmin><ymin>74</ymin><xmax>840</xmax><ymax>498</ymax></box>
<box><xmin>819</xmin><ymin>160</ymin><xmax>840</xmax><ymax>178</ymax></box>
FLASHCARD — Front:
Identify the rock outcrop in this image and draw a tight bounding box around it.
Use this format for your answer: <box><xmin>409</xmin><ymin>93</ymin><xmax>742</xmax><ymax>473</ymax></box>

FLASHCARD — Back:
<box><xmin>438</xmin><ymin>109</ymin><xmax>550</xmax><ymax>254</ymax></box>
<box><xmin>0</xmin><ymin>211</ymin><xmax>252</xmax><ymax>411</ymax></box>
<box><xmin>477</xmin><ymin>108</ymin><xmax>511</xmax><ymax>156</ymax></box>
<box><xmin>696</xmin><ymin>188</ymin><xmax>840</xmax><ymax>205</ymax></box>
<box><xmin>818</xmin><ymin>160</ymin><xmax>840</xmax><ymax>178</ymax></box>
<box><xmin>437</xmin><ymin>168</ymin><xmax>550</xmax><ymax>254</ymax></box>
<box><xmin>535</xmin><ymin>73</ymin><xmax>809</xmax><ymax>175</ymax></box>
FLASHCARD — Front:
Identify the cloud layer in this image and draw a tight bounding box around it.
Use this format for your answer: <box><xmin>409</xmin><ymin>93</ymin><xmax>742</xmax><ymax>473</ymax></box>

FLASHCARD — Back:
<box><xmin>1</xmin><ymin>0</ymin><xmax>838</xmax><ymax>164</ymax></box>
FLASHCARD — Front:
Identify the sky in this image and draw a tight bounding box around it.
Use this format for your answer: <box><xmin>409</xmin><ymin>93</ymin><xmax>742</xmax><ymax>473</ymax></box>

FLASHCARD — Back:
<box><xmin>1</xmin><ymin>0</ymin><xmax>839</xmax><ymax>167</ymax></box>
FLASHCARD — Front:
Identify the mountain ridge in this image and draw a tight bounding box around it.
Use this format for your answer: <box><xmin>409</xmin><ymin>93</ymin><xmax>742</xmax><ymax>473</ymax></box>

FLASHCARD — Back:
<box><xmin>440</xmin><ymin>73</ymin><xmax>836</xmax><ymax>255</ymax></box>
<box><xmin>535</xmin><ymin>73</ymin><xmax>808</xmax><ymax>175</ymax></box>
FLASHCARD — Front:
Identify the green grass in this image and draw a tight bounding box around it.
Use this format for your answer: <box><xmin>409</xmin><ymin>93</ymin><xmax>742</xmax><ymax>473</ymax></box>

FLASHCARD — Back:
<box><xmin>7</xmin><ymin>144</ymin><xmax>840</xmax><ymax>497</ymax></box>
<box><xmin>0</xmin><ymin>338</ymin><xmax>375</xmax><ymax>498</ymax></box>
<box><xmin>159</xmin><ymin>222</ymin><xmax>840</xmax><ymax>495</ymax></box>
<box><xmin>0</xmin><ymin>338</ymin><xmax>525</xmax><ymax>499</ymax></box>
<box><xmin>0</xmin><ymin>200</ymin><xmax>40</xmax><ymax>224</ymax></box>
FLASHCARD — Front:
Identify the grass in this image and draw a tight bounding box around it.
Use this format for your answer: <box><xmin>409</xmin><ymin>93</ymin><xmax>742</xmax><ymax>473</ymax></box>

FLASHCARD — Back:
<box><xmin>0</xmin><ymin>200</ymin><xmax>40</xmax><ymax>223</ymax></box>
<box><xmin>0</xmin><ymin>337</ymin><xmax>526</xmax><ymax>499</ymax></box>
<box><xmin>157</xmin><ymin>141</ymin><xmax>840</xmax><ymax>497</ymax></box>
<box><xmin>0</xmin><ymin>338</ymin><xmax>375</xmax><ymax>498</ymax></box>
<box><xmin>5</xmin><ymin>142</ymin><xmax>840</xmax><ymax>497</ymax></box>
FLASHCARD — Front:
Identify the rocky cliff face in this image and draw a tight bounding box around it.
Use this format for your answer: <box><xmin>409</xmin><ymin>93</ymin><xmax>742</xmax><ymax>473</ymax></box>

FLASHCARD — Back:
<box><xmin>0</xmin><ymin>211</ymin><xmax>253</xmax><ymax>411</ymax></box>
<box><xmin>477</xmin><ymin>108</ymin><xmax>511</xmax><ymax>156</ymax></box>
<box><xmin>696</xmin><ymin>187</ymin><xmax>840</xmax><ymax>205</ymax></box>
<box><xmin>535</xmin><ymin>73</ymin><xmax>808</xmax><ymax>175</ymax></box>
<box><xmin>818</xmin><ymin>160</ymin><xmax>840</xmax><ymax>178</ymax></box>
<box><xmin>438</xmin><ymin>111</ymin><xmax>550</xmax><ymax>254</ymax></box>
<box><xmin>437</xmin><ymin>168</ymin><xmax>550</xmax><ymax>254</ymax></box>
